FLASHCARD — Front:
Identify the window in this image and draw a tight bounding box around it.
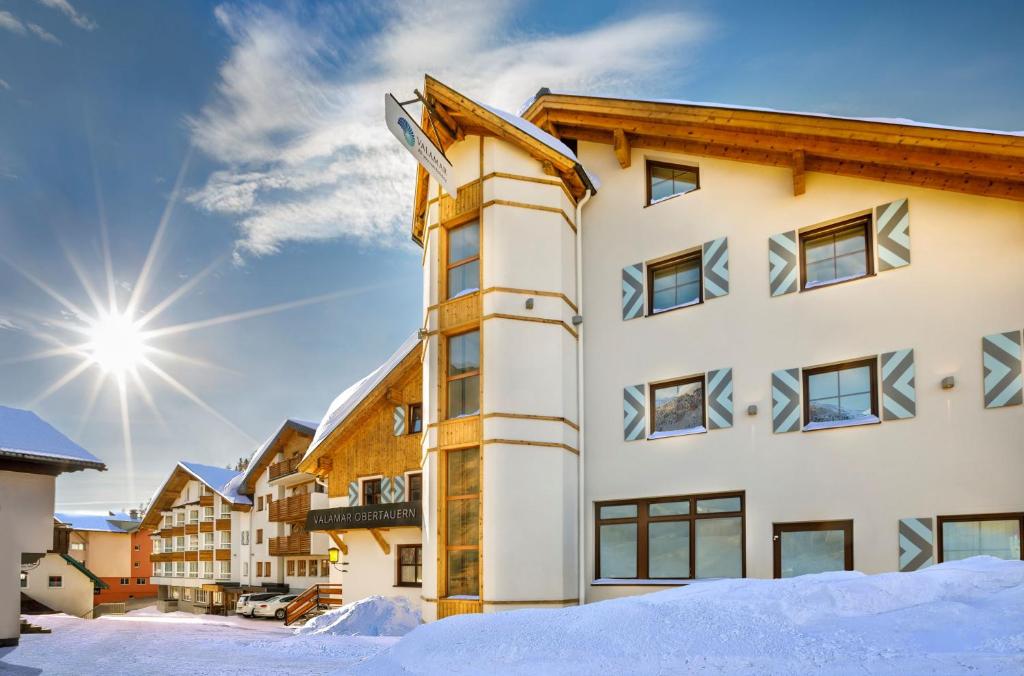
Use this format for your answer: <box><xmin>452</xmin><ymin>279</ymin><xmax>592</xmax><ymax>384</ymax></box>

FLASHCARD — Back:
<box><xmin>220</xmin><ymin>531</ymin><xmax>231</xmax><ymax>548</ymax></box>
<box><xmin>70</xmin><ymin>542</ymin><xmax>85</xmax><ymax>551</ymax></box>
<box><xmin>134</xmin><ymin>544</ymin><xmax>141</xmax><ymax>551</ymax></box>
<box><xmin>195</xmin><ymin>589</ymin><xmax>208</xmax><ymax>604</ymax></box>
<box><xmin>219</xmin><ymin>562</ymin><xmax>231</xmax><ymax>578</ymax></box>
<box><xmin>408</xmin><ymin>403</ymin><xmax>423</xmax><ymax>434</ymax></box>
<box><xmin>265</xmin><ymin>561</ymin><xmax>271</xmax><ymax>577</ymax></box>
<box><xmin>183</xmin><ymin>588</ymin><xmax>193</xmax><ymax>601</ymax></box>
<box><xmin>309</xmin><ymin>560</ymin><xmax>317</xmax><ymax>576</ymax></box>
<box><xmin>297</xmin><ymin>559</ymin><xmax>307</xmax><ymax>576</ymax></box>
<box><xmin>134</xmin><ymin>561</ymin><xmax>140</xmax><ymax>568</ymax></box>
<box><xmin>257</xmin><ymin>496</ymin><xmax>264</xmax><ymax>511</ymax></box>
<box><xmin>220</xmin><ymin>502</ymin><xmax>231</xmax><ymax>517</ymax></box>
<box><xmin>363</xmin><ymin>478</ymin><xmax>383</xmax><ymax>506</ymax></box>
<box><xmin>48</xmin><ymin>575</ymin><xmax>63</xmax><ymax>588</ymax></box>
<box><xmin>650</xmin><ymin>376</ymin><xmax>706</xmax><ymax>437</ymax></box>
<box><xmin>164</xmin><ymin>515</ymin><xmax>173</xmax><ymax>528</ymax></box>
<box><xmin>20</xmin><ymin>572</ymin><xmax>27</xmax><ymax>589</ymax></box>
<box><xmin>203</xmin><ymin>532</ymin><xmax>214</xmax><ymax>549</ymax></box>
<box><xmin>188</xmin><ymin>534</ymin><xmax>198</xmax><ymax>551</ymax></box>
<box><xmin>175</xmin><ymin>512</ymin><xmax>184</xmax><ymax>525</ymax></box>
<box><xmin>256</xmin><ymin>562</ymin><xmax>263</xmax><ymax>577</ymax></box>
<box><xmin>648</xmin><ymin>252</ymin><xmax>702</xmax><ymax>315</ymax></box>
<box><xmin>938</xmin><ymin>514</ymin><xmax>1023</xmax><ymax>563</ymax></box>
<box><xmin>595</xmin><ymin>493</ymin><xmax>744</xmax><ymax>581</ymax></box>
<box><xmin>446</xmin><ymin>330</ymin><xmax>480</xmax><ymax>419</ymax></box>
<box><xmin>287</xmin><ymin>560</ymin><xmax>295</xmax><ymax>576</ymax></box>
<box><xmin>203</xmin><ymin>506</ymin><xmax>214</xmax><ymax>521</ymax></box>
<box><xmin>242</xmin><ymin>562</ymin><xmax>248</xmax><ymax>577</ymax></box>
<box><xmin>175</xmin><ymin>536</ymin><xmax>185</xmax><ymax>551</ymax></box>
<box><xmin>397</xmin><ymin>545</ymin><xmax>423</xmax><ymax>587</ymax></box>
<box><xmin>266</xmin><ymin>494</ymin><xmax>273</xmax><ymax>506</ymax></box>
<box><xmin>446</xmin><ymin>220</ymin><xmax>480</xmax><ymax>300</ymax></box>
<box><xmin>188</xmin><ymin>562</ymin><xmax>198</xmax><ymax>576</ymax></box>
<box><xmin>773</xmin><ymin>520</ymin><xmax>854</xmax><ymax>578</ymax></box>
<box><xmin>241</xmin><ymin>530</ymin><xmax>249</xmax><ymax>546</ymax></box>
<box><xmin>321</xmin><ymin>560</ymin><xmax>329</xmax><ymax>577</ymax></box>
<box><xmin>803</xmin><ymin>358</ymin><xmax>879</xmax><ymax>429</ymax></box>
<box><xmin>646</xmin><ymin>160</ymin><xmax>699</xmax><ymax>205</ymax></box>
<box><xmin>800</xmin><ymin>216</ymin><xmax>872</xmax><ymax>290</ymax></box>
<box><xmin>445</xmin><ymin>447</ymin><xmax>480</xmax><ymax>597</ymax></box>
<box><xmin>136</xmin><ymin>578</ymin><xmax>146</xmax><ymax>585</ymax></box>
<box><xmin>256</xmin><ymin>529</ymin><xmax>263</xmax><ymax>545</ymax></box>
<box><xmin>407</xmin><ymin>473</ymin><xmax>423</xmax><ymax>503</ymax></box>
<box><xmin>202</xmin><ymin>562</ymin><xmax>214</xmax><ymax>579</ymax></box>
<box><xmin>188</xmin><ymin>510</ymin><xmax>199</xmax><ymax>524</ymax></box>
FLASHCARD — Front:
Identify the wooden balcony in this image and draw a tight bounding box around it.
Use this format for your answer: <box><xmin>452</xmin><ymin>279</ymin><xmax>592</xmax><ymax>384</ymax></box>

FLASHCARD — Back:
<box><xmin>269</xmin><ymin>455</ymin><xmax>303</xmax><ymax>481</ymax></box>
<box><xmin>269</xmin><ymin>493</ymin><xmax>310</xmax><ymax>523</ymax></box>
<box><xmin>199</xmin><ymin>495</ymin><xmax>214</xmax><ymax>507</ymax></box>
<box><xmin>268</xmin><ymin>533</ymin><xmax>310</xmax><ymax>556</ymax></box>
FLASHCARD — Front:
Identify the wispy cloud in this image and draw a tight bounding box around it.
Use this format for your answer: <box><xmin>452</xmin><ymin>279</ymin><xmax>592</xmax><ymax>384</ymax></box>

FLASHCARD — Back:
<box><xmin>36</xmin><ymin>0</ymin><xmax>96</xmax><ymax>31</ymax></box>
<box><xmin>0</xmin><ymin>316</ymin><xmax>19</xmax><ymax>331</ymax></box>
<box><xmin>1</xmin><ymin>9</ymin><xmax>63</xmax><ymax>45</ymax></box>
<box><xmin>0</xmin><ymin>10</ymin><xmax>27</xmax><ymax>35</ymax></box>
<box><xmin>28</xmin><ymin>22</ymin><xmax>61</xmax><ymax>45</ymax></box>
<box><xmin>188</xmin><ymin>1</ymin><xmax>710</xmax><ymax>259</ymax></box>
<box><xmin>0</xmin><ymin>79</ymin><xmax>10</xmax><ymax>91</ymax></box>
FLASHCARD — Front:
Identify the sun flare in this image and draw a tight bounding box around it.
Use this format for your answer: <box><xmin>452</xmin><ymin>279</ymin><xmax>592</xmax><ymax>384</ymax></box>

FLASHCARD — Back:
<box><xmin>86</xmin><ymin>311</ymin><xmax>147</xmax><ymax>375</ymax></box>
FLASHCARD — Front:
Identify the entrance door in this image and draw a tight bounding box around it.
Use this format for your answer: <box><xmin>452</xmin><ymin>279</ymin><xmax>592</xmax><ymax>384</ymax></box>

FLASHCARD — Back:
<box><xmin>773</xmin><ymin>520</ymin><xmax>853</xmax><ymax>578</ymax></box>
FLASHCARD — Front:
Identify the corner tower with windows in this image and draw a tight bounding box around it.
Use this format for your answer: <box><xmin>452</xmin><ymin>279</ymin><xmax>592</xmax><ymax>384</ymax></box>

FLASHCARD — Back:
<box><xmin>411</xmin><ymin>77</ymin><xmax>596</xmax><ymax>620</ymax></box>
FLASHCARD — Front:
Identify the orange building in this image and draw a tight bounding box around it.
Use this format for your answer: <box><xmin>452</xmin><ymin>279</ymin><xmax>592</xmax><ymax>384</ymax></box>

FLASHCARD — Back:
<box><xmin>55</xmin><ymin>511</ymin><xmax>157</xmax><ymax>604</ymax></box>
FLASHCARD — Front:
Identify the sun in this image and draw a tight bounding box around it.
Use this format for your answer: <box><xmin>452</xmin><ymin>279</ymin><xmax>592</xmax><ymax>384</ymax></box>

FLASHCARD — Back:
<box><xmin>86</xmin><ymin>311</ymin><xmax>147</xmax><ymax>375</ymax></box>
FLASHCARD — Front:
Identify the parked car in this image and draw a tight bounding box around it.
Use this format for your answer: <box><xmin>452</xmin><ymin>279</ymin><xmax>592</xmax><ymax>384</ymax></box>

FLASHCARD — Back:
<box><xmin>235</xmin><ymin>592</ymin><xmax>280</xmax><ymax>617</ymax></box>
<box><xmin>252</xmin><ymin>594</ymin><xmax>298</xmax><ymax>620</ymax></box>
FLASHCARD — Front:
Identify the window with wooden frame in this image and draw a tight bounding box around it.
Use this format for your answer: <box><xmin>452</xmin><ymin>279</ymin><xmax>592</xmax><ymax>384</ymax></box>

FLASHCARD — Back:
<box><xmin>256</xmin><ymin>528</ymin><xmax>263</xmax><ymax>545</ymax></box>
<box><xmin>800</xmin><ymin>216</ymin><xmax>873</xmax><ymax>290</ymax></box>
<box><xmin>47</xmin><ymin>576</ymin><xmax>63</xmax><ymax>588</ymax></box>
<box><xmin>309</xmin><ymin>560</ymin><xmax>317</xmax><ymax>576</ymax></box>
<box><xmin>646</xmin><ymin>160</ymin><xmax>699</xmax><ymax>205</ymax></box>
<box><xmin>937</xmin><ymin>513</ymin><xmax>1023</xmax><ymax>563</ymax></box>
<box><xmin>407</xmin><ymin>472</ymin><xmax>423</xmax><ymax>502</ymax></box>
<box><xmin>446</xmin><ymin>219</ymin><xmax>480</xmax><ymax>300</ymax></box>
<box><xmin>265</xmin><ymin>561</ymin><xmax>271</xmax><ymax>577</ymax></box>
<box><xmin>802</xmin><ymin>358</ymin><xmax>879</xmax><ymax>430</ymax></box>
<box><xmin>408</xmin><ymin>403</ymin><xmax>423</xmax><ymax>434</ymax></box>
<box><xmin>397</xmin><ymin>544</ymin><xmax>423</xmax><ymax>587</ymax></box>
<box><xmin>773</xmin><ymin>520</ymin><xmax>854</xmax><ymax>578</ymax></box>
<box><xmin>445</xmin><ymin>447</ymin><xmax>480</xmax><ymax>597</ymax></box>
<box><xmin>362</xmin><ymin>478</ymin><xmax>383</xmax><ymax>505</ymax></box>
<box><xmin>649</xmin><ymin>375</ymin><xmax>706</xmax><ymax>438</ymax></box>
<box><xmin>286</xmin><ymin>560</ymin><xmax>295</xmax><ymax>576</ymax></box>
<box><xmin>595</xmin><ymin>492</ymin><xmax>744</xmax><ymax>581</ymax></box>
<box><xmin>446</xmin><ymin>330</ymin><xmax>480</xmax><ymax>419</ymax></box>
<box><xmin>297</xmin><ymin>559</ymin><xmax>307</xmax><ymax>576</ymax></box>
<box><xmin>257</xmin><ymin>496</ymin><xmax>264</xmax><ymax>511</ymax></box>
<box><xmin>647</xmin><ymin>250</ymin><xmax>702</xmax><ymax>315</ymax></box>
<box><xmin>320</xmin><ymin>560</ymin><xmax>329</xmax><ymax>577</ymax></box>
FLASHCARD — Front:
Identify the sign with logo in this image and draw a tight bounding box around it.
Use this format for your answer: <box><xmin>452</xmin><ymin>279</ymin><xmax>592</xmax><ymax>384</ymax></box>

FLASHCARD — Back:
<box><xmin>385</xmin><ymin>93</ymin><xmax>457</xmax><ymax>195</ymax></box>
<box><xmin>306</xmin><ymin>501</ymin><xmax>422</xmax><ymax>532</ymax></box>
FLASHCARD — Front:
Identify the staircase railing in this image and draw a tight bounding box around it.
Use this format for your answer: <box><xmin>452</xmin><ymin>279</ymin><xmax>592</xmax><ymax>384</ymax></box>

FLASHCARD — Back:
<box><xmin>283</xmin><ymin>583</ymin><xmax>342</xmax><ymax>626</ymax></box>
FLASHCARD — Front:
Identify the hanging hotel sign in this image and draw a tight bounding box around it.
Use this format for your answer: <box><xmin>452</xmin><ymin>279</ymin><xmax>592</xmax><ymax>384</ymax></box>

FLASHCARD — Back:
<box><xmin>385</xmin><ymin>93</ymin><xmax>456</xmax><ymax>195</ymax></box>
<box><xmin>306</xmin><ymin>501</ymin><xmax>422</xmax><ymax>531</ymax></box>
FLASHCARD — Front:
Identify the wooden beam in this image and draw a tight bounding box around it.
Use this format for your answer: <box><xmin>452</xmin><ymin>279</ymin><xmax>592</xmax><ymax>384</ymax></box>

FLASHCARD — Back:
<box><xmin>613</xmin><ymin>128</ymin><xmax>631</xmax><ymax>169</ymax></box>
<box><xmin>541</xmin><ymin>161</ymin><xmax>558</xmax><ymax>177</ymax></box>
<box><xmin>328</xmin><ymin>531</ymin><xmax>347</xmax><ymax>555</ymax></box>
<box><xmin>369</xmin><ymin>528</ymin><xmax>390</xmax><ymax>555</ymax></box>
<box><xmin>792</xmin><ymin>150</ymin><xmax>806</xmax><ymax>196</ymax></box>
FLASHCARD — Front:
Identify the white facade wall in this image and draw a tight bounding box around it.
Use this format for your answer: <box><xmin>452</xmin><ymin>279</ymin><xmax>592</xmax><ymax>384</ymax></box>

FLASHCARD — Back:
<box><xmin>22</xmin><ymin>553</ymin><xmax>94</xmax><ymax>618</ymax></box>
<box><xmin>0</xmin><ymin>470</ymin><xmax>55</xmax><ymax>644</ymax></box>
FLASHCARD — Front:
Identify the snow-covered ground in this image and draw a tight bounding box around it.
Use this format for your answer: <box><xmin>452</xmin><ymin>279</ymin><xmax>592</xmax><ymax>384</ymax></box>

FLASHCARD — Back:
<box><xmin>3</xmin><ymin>557</ymin><xmax>1023</xmax><ymax>675</ymax></box>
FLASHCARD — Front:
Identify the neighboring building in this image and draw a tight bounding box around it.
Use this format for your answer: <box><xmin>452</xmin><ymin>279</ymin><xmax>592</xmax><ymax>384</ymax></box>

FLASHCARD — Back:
<box><xmin>54</xmin><ymin>511</ymin><xmax>157</xmax><ymax>604</ymax></box>
<box><xmin>141</xmin><ymin>462</ymin><xmax>251</xmax><ymax>613</ymax></box>
<box><xmin>0</xmin><ymin>406</ymin><xmax>105</xmax><ymax>648</ymax></box>
<box><xmin>299</xmin><ymin>333</ymin><xmax>423</xmax><ymax>613</ymax></box>
<box><xmin>236</xmin><ymin>418</ymin><xmax>330</xmax><ymax>593</ymax></box>
<box><xmin>21</xmin><ymin>520</ymin><xmax>108</xmax><ymax>619</ymax></box>
<box><xmin>402</xmin><ymin>77</ymin><xmax>1024</xmax><ymax>620</ymax></box>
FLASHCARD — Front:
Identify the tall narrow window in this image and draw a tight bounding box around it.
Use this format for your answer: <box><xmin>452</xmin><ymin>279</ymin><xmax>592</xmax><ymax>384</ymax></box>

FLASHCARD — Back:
<box><xmin>446</xmin><ymin>220</ymin><xmax>480</xmax><ymax>300</ymax></box>
<box><xmin>362</xmin><ymin>478</ymin><xmax>383</xmax><ymax>505</ymax></box>
<box><xmin>446</xmin><ymin>330</ymin><xmax>480</xmax><ymax>418</ymax></box>
<box><xmin>646</xmin><ymin>161</ymin><xmax>699</xmax><ymax>205</ymax></box>
<box><xmin>397</xmin><ymin>544</ymin><xmax>423</xmax><ymax>587</ymax></box>
<box><xmin>800</xmin><ymin>217</ymin><xmax>872</xmax><ymax>290</ymax></box>
<box><xmin>803</xmin><ymin>359</ymin><xmax>878</xmax><ymax>429</ymax></box>
<box><xmin>648</xmin><ymin>252</ymin><xmax>702</xmax><ymax>314</ymax></box>
<box><xmin>445</xmin><ymin>447</ymin><xmax>480</xmax><ymax>597</ymax></box>
<box><xmin>407</xmin><ymin>473</ymin><xmax>423</xmax><ymax>502</ymax></box>
<box><xmin>408</xmin><ymin>403</ymin><xmax>423</xmax><ymax>434</ymax></box>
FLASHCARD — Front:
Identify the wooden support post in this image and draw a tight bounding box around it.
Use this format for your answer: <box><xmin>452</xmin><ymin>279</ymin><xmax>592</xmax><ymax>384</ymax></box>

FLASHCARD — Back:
<box><xmin>369</xmin><ymin>529</ymin><xmax>391</xmax><ymax>555</ymax></box>
<box><xmin>613</xmin><ymin>128</ymin><xmax>631</xmax><ymax>169</ymax></box>
<box><xmin>792</xmin><ymin>150</ymin><xmax>806</xmax><ymax>196</ymax></box>
<box><xmin>328</xmin><ymin>531</ymin><xmax>348</xmax><ymax>555</ymax></box>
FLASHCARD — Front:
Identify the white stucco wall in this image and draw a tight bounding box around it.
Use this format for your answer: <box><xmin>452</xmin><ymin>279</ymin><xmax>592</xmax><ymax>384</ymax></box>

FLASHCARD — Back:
<box><xmin>0</xmin><ymin>470</ymin><xmax>55</xmax><ymax>643</ymax></box>
<box><xmin>22</xmin><ymin>553</ymin><xmax>95</xmax><ymax>618</ymax></box>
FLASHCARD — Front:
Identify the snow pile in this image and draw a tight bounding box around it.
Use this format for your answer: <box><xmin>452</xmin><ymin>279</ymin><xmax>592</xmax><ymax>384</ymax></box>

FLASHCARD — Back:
<box><xmin>295</xmin><ymin>596</ymin><xmax>420</xmax><ymax>638</ymax></box>
<box><xmin>357</xmin><ymin>557</ymin><xmax>1024</xmax><ymax>675</ymax></box>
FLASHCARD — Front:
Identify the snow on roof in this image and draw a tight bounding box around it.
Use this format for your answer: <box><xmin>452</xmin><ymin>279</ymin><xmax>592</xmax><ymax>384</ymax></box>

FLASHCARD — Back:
<box><xmin>238</xmin><ymin>418</ymin><xmax>319</xmax><ymax>491</ymax></box>
<box><xmin>0</xmin><ymin>405</ymin><xmax>105</xmax><ymax>470</ymax></box>
<box><xmin>54</xmin><ymin>512</ymin><xmax>138</xmax><ymax>533</ymax></box>
<box><xmin>179</xmin><ymin>461</ymin><xmax>251</xmax><ymax>505</ymax></box>
<box><xmin>304</xmin><ymin>333</ymin><xmax>420</xmax><ymax>463</ymax></box>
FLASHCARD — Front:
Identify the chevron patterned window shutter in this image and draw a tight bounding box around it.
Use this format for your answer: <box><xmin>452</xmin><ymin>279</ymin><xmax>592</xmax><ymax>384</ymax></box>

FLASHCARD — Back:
<box><xmin>622</xmin><ymin>263</ymin><xmax>644</xmax><ymax>320</ymax></box>
<box><xmin>393</xmin><ymin>475</ymin><xmax>406</xmax><ymax>503</ymax></box>
<box><xmin>876</xmin><ymin>198</ymin><xmax>911</xmax><ymax>271</ymax></box>
<box><xmin>983</xmin><ymin>330</ymin><xmax>1024</xmax><ymax>408</ymax></box>
<box><xmin>898</xmin><ymin>517</ymin><xmax>933</xmax><ymax>571</ymax></box>
<box><xmin>381</xmin><ymin>477</ymin><xmax>393</xmax><ymax>504</ymax></box>
<box><xmin>702</xmin><ymin>238</ymin><xmax>729</xmax><ymax>299</ymax></box>
<box><xmin>347</xmin><ymin>481</ymin><xmax>359</xmax><ymax>506</ymax></box>
<box><xmin>623</xmin><ymin>385</ymin><xmax>645</xmax><ymax>441</ymax></box>
<box><xmin>706</xmin><ymin>368</ymin><xmax>733</xmax><ymax>429</ymax></box>
<box><xmin>771</xmin><ymin>368</ymin><xmax>801</xmax><ymax>433</ymax></box>
<box><xmin>393</xmin><ymin>405</ymin><xmax>406</xmax><ymax>436</ymax></box>
<box><xmin>768</xmin><ymin>231</ymin><xmax>798</xmax><ymax>296</ymax></box>
<box><xmin>881</xmin><ymin>349</ymin><xmax>916</xmax><ymax>420</ymax></box>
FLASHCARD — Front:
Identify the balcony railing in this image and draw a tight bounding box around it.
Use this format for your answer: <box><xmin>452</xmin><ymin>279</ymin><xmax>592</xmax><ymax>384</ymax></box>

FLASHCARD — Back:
<box><xmin>268</xmin><ymin>455</ymin><xmax>303</xmax><ymax>481</ymax></box>
<box><xmin>268</xmin><ymin>533</ymin><xmax>311</xmax><ymax>556</ymax></box>
<box><xmin>216</xmin><ymin>573</ymin><xmax>231</xmax><ymax>581</ymax></box>
<box><xmin>269</xmin><ymin>493</ymin><xmax>310</xmax><ymax>522</ymax></box>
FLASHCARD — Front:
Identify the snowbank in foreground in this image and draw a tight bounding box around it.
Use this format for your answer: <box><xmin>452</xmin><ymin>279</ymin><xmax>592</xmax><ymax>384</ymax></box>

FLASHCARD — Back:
<box><xmin>295</xmin><ymin>596</ymin><xmax>420</xmax><ymax>637</ymax></box>
<box><xmin>356</xmin><ymin>557</ymin><xmax>1024</xmax><ymax>675</ymax></box>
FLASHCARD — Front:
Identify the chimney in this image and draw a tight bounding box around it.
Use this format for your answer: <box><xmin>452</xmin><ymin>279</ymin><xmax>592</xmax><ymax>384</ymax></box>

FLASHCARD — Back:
<box><xmin>129</xmin><ymin>509</ymin><xmax>139</xmax><ymax>520</ymax></box>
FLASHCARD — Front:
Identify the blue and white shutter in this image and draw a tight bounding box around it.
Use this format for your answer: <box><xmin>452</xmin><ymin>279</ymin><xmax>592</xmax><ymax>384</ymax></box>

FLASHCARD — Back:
<box><xmin>983</xmin><ymin>330</ymin><xmax>1023</xmax><ymax>408</ymax></box>
<box><xmin>706</xmin><ymin>368</ymin><xmax>733</xmax><ymax>430</ymax></box>
<box><xmin>702</xmin><ymin>238</ymin><xmax>729</xmax><ymax>299</ymax></box>
<box><xmin>381</xmin><ymin>477</ymin><xmax>393</xmax><ymax>504</ymax></box>
<box><xmin>881</xmin><ymin>349</ymin><xmax>916</xmax><ymax>420</ymax></box>
<box><xmin>393</xmin><ymin>405</ymin><xmax>406</xmax><ymax>436</ymax></box>
<box><xmin>347</xmin><ymin>481</ymin><xmax>359</xmax><ymax>507</ymax></box>
<box><xmin>876</xmin><ymin>199</ymin><xmax>911</xmax><ymax>271</ymax></box>
<box><xmin>771</xmin><ymin>368</ymin><xmax>801</xmax><ymax>433</ymax></box>
<box><xmin>768</xmin><ymin>231</ymin><xmax>798</xmax><ymax>296</ymax></box>
<box><xmin>623</xmin><ymin>385</ymin><xmax>645</xmax><ymax>441</ymax></box>
<box><xmin>899</xmin><ymin>517</ymin><xmax>934</xmax><ymax>572</ymax></box>
<box><xmin>622</xmin><ymin>264</ymin><xmax>644</xmax><ymax>320</ymax></box>
<box><xmin>392</xmin><ymin>475</ymin><xmax>406</xmax><ymax>503</ymax></box>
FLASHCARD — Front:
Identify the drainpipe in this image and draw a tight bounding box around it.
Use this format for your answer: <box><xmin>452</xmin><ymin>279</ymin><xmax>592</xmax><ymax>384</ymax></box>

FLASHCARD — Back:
<box><xmin>574</xmin><ymin>188</ymin><xmax>592</xmax><ymax>606</ymax></box>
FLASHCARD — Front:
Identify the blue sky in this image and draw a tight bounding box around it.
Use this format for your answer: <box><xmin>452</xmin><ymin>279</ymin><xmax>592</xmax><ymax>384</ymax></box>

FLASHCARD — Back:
<box><xmin>1</xmin><ymin>0</ymin><xmax>1021</xmax><ymax>511</ymax></box>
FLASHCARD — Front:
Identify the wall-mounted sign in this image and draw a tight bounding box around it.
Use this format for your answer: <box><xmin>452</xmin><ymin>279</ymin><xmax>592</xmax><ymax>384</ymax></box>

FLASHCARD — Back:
<box><xmin>385</xmin><ymin>93</ymin><xmax>456</xmax><ymax>195</ymax></box>
<box><xmin>306</xmin><ymin>501</ymin><xmax>422</xmax><ymax>532</ymax></box>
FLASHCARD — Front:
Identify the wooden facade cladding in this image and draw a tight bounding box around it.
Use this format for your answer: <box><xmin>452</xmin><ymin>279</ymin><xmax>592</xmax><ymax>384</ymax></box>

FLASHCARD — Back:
<box><xmin>439</xmin><ymin>293</ymin><xmax>481</xmax><ymax>333</ymax></box>
<box><xmin>437</xmin><ymin>416</ymin><xmax>480</xmax><ymax>448</ymax></box>
<box><xmin>199</xmin><ymin>521</ymin><xmax>213</xmax><ymax>533</ymax></box>
<box><xmin>215</xmin><ymin>549</ymin><xmax>230</xmax><ymax>562</ymax></box>
<box><xmin>269</xmin><ymin>493</ymin><xmax>310</xmax><ymax>523</ymax></box>
<box><xmin>199</xmin><ymin>495</ymin><xmax>214</xmax><ymax>507</ymax></box>
<box><xmin>185</xmin><ymin>524</ymin><xmax>199</xmax><ymax>535</ymax></box>
<box><xmin>269</xmin><ymin>455</ymin><xmax>303</xmax><ymax>481</ymax></box>
<box><xmin>168</xmin><ymin>526</ymin><xmax>184</xmax><ymax>537</ymax></box>
<box><xmin>269</xmin><ymin>534</ymin><xmax>311</xmax><ymax>557</ymax></box>
<box><xmin>215</xmin><ymin>518</ymin><xmax>231</xmax><ymax>531</ymax></box>
<box><xmin>439</xmin><ymin>179</ymin><xmax>482</xmax><ymax>222</ymax></box>
<box><xmin>437</xmin><ymin>598</ymin><xmax>483</xmax><ymax>619</ymax></box>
